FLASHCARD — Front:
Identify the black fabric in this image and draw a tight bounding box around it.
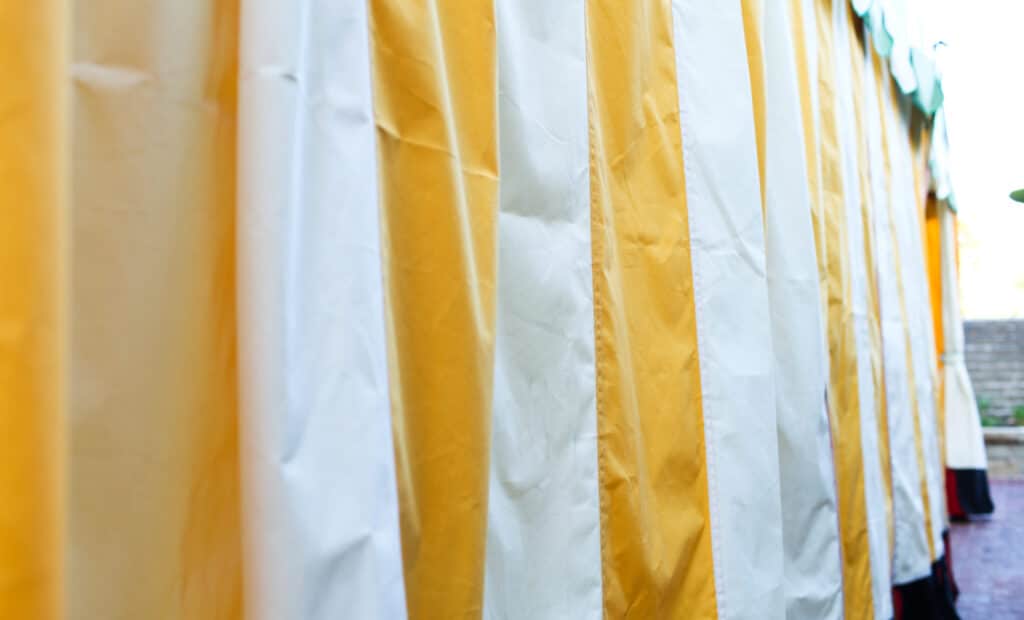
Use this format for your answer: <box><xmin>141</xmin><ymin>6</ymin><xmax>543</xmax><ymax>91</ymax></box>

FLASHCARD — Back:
<box><xmin>942</xmin><ymin>531</ymin><xmax>959</xmax><ymax>603</ymax></box>
<box><xmin>952</xmin><ymin>468</ymin><xmax>995</xmax><ymax>516</ymax></box>
<box><xmin>894</xmin><ymin>556</ymin><xmax>961</xmax><ymax>620</ymax></box>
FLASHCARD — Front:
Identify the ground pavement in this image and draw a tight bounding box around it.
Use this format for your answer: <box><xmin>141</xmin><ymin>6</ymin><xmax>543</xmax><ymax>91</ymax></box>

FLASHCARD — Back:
<box><xmin>951</xmin><ymin>479</ymin><xmax>1024</xmax><ymax>619</ymax></box>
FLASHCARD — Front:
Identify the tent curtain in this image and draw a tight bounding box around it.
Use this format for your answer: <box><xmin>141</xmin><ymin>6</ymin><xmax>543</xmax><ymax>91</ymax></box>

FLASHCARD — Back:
<box><xmin>0</xmin><ymin>1</ymin><xmax>981</xmax><ymax>619</ymax></box>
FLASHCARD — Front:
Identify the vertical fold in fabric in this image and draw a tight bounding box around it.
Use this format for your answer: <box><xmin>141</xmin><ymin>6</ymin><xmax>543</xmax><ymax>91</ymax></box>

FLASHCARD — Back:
<box><xmin>812</xmin><ymin>0</ymin><xmax>875</xmax><ymax>616</ymax></box>
<box><xmin>368</xmin><ymin>2</ymin><xmax>499</xmax><ymax>617</ymax></box>
<box><xmin>914</xmin><ymin>127</ymin><xmax>944</xmax><ymax>551</ymax></box>
<box><xmin>937</xmin><ymin>202</ymin><xmax>993</xmax><ymax>514</ymax></box>
<box><xmin>832</xmin><ymin>5</ymin><xmax>892</xmax><ymax>618</ymax></box>
<box><xmin>671</xmin><ymin>1</ymin><xmax>786</xmax><ymax>619</ymax></box>
<box><xmin>788</xmin><ymin>0</ymin><xmax>829</xmax><ymax>324</ymax></box>
<box><xmin>237</xmin><ymin>1</ymin><xmax>406</xmax><ymax>618</ymax></box>
<box><xmin>0</xmin><ymin>2</ymin><xmax>67</xmax><ymax>618</ymax></box>
<box><xmin>740</xmin><ymin>0</ymin><xmax>767</xmax><ymax>212</ymax></box>
<box><xmin>872</xmin><ymin>57</ymin><xmax>933</xmax><ymax>586</ymax></box>
<box><xmin>847</xmin><ymin>18</ymin><xmax>894</xmax><ymax>562</ymax></box>
<box><xmin>69</xmin><ymin>2</ymin><xmax>243</xmax><ymax>617</ymax></box>
<box><xmin>750</xmin><ymin>0</ymin><xmax>844</xmax><ymax>617</ymax></box>
<box><xmin>485</xmin><ymin>1</ymin><xmax>602</xmax><ymax>618</ymax></box>
<box><xmin>925</xmin><ymin>196</ymin><xmax>946</xmax><ymax>471</ymax></box>
<box><xmin>860</xmin><ymin>27</ymin><xmax>901</xmax><ymax>566</ymax></box>
<box><xmin>897</xmin><ymin>109</ymin><xmax>946</xmax><ymax>561</ymax></box>
<box><xmin>585</xmin><ymin>1</ymin><xmax>716</xmax><ymax>616</ymax></box>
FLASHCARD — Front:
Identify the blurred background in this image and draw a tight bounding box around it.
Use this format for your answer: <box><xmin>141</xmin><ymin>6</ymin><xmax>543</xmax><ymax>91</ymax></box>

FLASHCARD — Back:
<box><xmin>938</xmin><ymin>0</ymin><xmax>1024</xmax><ymax>427</ymax></box>
<box><xmin>938</xmin><ymin>5</ymin><xmax>1024</xmax><ymax>617</ymax></box>
<box><xmin>941</xmin><ymin>0</ymin><xmax>1024</xmax><ymax>319</ymax></box>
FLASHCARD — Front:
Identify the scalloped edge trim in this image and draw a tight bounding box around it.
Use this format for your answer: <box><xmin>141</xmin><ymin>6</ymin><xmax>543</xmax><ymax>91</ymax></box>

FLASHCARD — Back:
<box><xmin>850</xmin><ymin>0</ymin><xmax>942</xmax><ymax>117</ymax></box>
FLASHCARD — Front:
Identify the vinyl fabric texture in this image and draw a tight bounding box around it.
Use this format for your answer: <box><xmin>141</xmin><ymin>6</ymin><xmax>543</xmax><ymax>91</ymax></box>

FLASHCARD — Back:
<box><xmin>0</xmin><ymin>1</ymin><xmax>980</xmax><ymax>618</ymax></box>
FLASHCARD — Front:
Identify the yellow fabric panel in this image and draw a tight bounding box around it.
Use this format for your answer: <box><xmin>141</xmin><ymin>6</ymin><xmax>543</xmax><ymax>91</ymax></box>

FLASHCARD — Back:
<box><xmin>878</xmin><ymin>64</ymin><xmax>936</xmax><ymax>563</ymax></box>
<box><xmin>368</xmin><ymin>2</ymin><xmax>499</xmax><ymax>617</ymax></box>
<box><xmin>585</xmin><ymin>1</ymin><xmax>716</xmax><ymax>617</ymax></box>
<box><xmin>69</xmin><ymin>2</ymin><xmax>243</xmax><ymax>618</ymax></box>
<box><xmin>0</xmin><ymin>2</ymin><xmax>67</xmax><ymax>618</ymax></box>
<box><xmin>788</xmin><ymin>0</ymin><xmax>829</xmax><ymax>311</ymax></box>
<box><xmin>924</xmin><ymin>197</ymin><xmax>945</xmax><ymax>465</ymax></box>
<box><xmin>814</xmin><ymin>0</ymin><xmax>874</xmax><ymax>616</ymax></box>
<box><xmin>742</xmin><ymin>0</ymin><xmax>768</xmax><ymax>213</ymax></box>
<box><xmin>847</xmin><ymin>21</ymin><xmax>894</xmax><ymax>557</ymax></box>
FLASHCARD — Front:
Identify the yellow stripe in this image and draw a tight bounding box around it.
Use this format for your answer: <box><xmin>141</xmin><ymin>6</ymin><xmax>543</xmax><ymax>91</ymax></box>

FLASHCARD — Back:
<box><xmin>847</xmin><ymin>19</ymin><xmax>894</xmax><ymax>559</ymax></box>
<box><xmin>924</xmin><ymin>196</ymin><xmax>945</xmax><ymax>468</ymax></box>
<box><xmin>369</xmin><ymin>2</ymin><xmax>499</xmax><ymax>617</ymax></box>
<box><xmin>70</xmin><ymin>2</ymin><xmax>242</xmax><ymax>617</ymax></box>
<box><xmin>814</xmin><ymin>1</ymin><xmax>875</xmax><ymax>616</ymax></box>
<box><xmin>0</xmin><ymin>3</ymin><xmax>66</xmax><ymax>618</ymax></box>
<box><xmin>741</xmin><ymin>0</ymin><xmax>768</xmax><ymax>214</ymax></box>
<box><xmin>586</xmin><ymin>1</ymin><xmax>716</xmax><ymax>617</ymax></box>
<box><xmin>878</xmin><ymin>65</ymin><xmax>937</xmax><ymax>562</ymax></box>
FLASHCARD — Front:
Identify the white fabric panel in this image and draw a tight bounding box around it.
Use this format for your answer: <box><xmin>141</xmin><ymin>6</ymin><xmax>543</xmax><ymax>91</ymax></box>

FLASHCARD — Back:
<box><xmin>800</xmin><ymin>0</ymin><xmax>822</xmax><ymax>156</ymax></box>
<box><xmin>891</xmin><ymin>102</ymin><xmax>947</xmax><ymax>548</ymax></box>
<box><xmin>237</xmin><ymin>2</ymin><xmax>407</xmax><ymax>618</ymax></box>
<box><xmin>671</xmin><ymin>2</ymin><xmax>785</xmax><ymax>618</ymax></box>
<box><xmin>930</xmin><ymin>109</ymin><xmax>953</xmax><ymax>202</ymax></box>
<box><xmin>802</xmin><ymin>0</ymin><xmax>827</xmax><ymax>375</ymax></box>
<box><xmin>761</xmin><ymin>3</ymin><xmax>844</xmax><ymax>618</ymax></box>
<box><xmin>940</xmin><ymin>205</ymin><xmax>988</xmax><ymax>470</ymax></box>
<box><xmin>831</xmin><ymin>5</ymin><xmax>893</xmax><ymax>617</ymax></box>
<box><xmin>796</xmin><ymin>0</ymin><xmax>831</xmax><ymax>375</ymax></box>
<box><xmin>484</xmin><ymin>2</ymin><xmax>603</xmax><ymax>619</ymax></box>
<box><xmin>874</xmin><ymin>61</ymin><xmax>932</xmax><ymax>585</ymax></box>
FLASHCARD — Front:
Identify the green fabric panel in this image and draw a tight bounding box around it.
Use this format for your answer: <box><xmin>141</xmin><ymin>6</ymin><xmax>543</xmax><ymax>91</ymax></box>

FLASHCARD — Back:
<box><xmin>910</xmin><ymin>48</ymin><xmax>943</xmax><ymax>115</ymax></box>
<box><xmin>848</xmin><ymin>0</ymin><xmax>956</xmax><ymax>205</ymax></box>
<box><xmin>852</xmin><ymin>0</ymin><xmax>945</xmax><ymax>115</ymax></box>
<box><xmin>864</xmin><ymin>2</ymin><xmax>893</xmax><ymax>57</ymax></box>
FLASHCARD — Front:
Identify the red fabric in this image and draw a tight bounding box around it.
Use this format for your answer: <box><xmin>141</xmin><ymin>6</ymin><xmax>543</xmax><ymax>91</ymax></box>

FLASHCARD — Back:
<box><xmin>945</xmin><ymin>468</ymin><xmax>965</xmax><ymax>519</ymax></box>
<box><xmin>892</xmin><ymin>586</ymin><xmax>903</xmax><ymax>619</ymax></box>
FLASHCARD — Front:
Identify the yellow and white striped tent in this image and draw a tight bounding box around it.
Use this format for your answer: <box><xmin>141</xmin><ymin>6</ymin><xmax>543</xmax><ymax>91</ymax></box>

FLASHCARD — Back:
<box><xmin>0</xmin><ymin>0</ymin><xmax>989</xmax><ymax>619</ymax></box>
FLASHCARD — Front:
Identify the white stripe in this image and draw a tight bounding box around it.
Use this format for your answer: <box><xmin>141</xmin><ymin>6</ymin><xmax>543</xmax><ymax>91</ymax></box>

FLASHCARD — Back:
<box><xmin>889</xmin><ymin>101</ymin><xmax>947</xmax><ymax>550</ymax></box>
<box><xmin>794</xmin><ymin>0</ymin><xmax>831</xmax><ymax>375</ymax></box>
<box><xmin>874</xmin><ymin>60</ymin><xmax>932</xmax><ymax>585</ymax></box>
<box><xmin>799</xmin><ymin>0</ymin><xmax>823</xmax><ymax>214</ymax></box>
<box><xmin>940</xmin><ymin>204</ymin><xmax>987</xmax><ymax>470</ymax></box>
<box><xmin>831</xmin><ymin>4</ymin><xmax>893</xmax><ymax>617</ymax></box>
<box><xmin>671</xmin><ymin>2</ymin><xmax>785</xmax><ymax>618</ymax></box>
<box><xmin>762</xmin><ymin>2</ymin><xmax>844</xmax><ymax>617</ymax></box>
<box><xmin>237</xmin><ymin>1</ymin><xmax>407</xmax><ymax>617</ymax></box>
<box><xmin>484</xmin><ymin>1</ymin><xmax>602</xmax><ymax>618</ymax></box>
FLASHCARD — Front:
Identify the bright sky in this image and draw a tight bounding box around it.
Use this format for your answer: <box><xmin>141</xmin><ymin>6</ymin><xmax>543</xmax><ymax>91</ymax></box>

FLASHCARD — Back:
<box><xmin>940</xmin><ymin>0</ymin><xmax>1024</xmax><ymax>319</ymax></box>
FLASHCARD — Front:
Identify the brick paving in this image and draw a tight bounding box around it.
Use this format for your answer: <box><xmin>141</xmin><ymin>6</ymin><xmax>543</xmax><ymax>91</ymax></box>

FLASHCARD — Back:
<box><xmin>951</xmin><ymin>479</ymin><xmax>1024</xmax><ymax>619</ymax></box>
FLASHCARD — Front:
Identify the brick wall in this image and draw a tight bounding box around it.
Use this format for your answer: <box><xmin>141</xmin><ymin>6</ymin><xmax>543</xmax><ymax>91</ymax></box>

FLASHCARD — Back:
<box><xmin>965</xmin><ymin>319</ymin><xmax>1024</xmax><ymax>422</ymax></box>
